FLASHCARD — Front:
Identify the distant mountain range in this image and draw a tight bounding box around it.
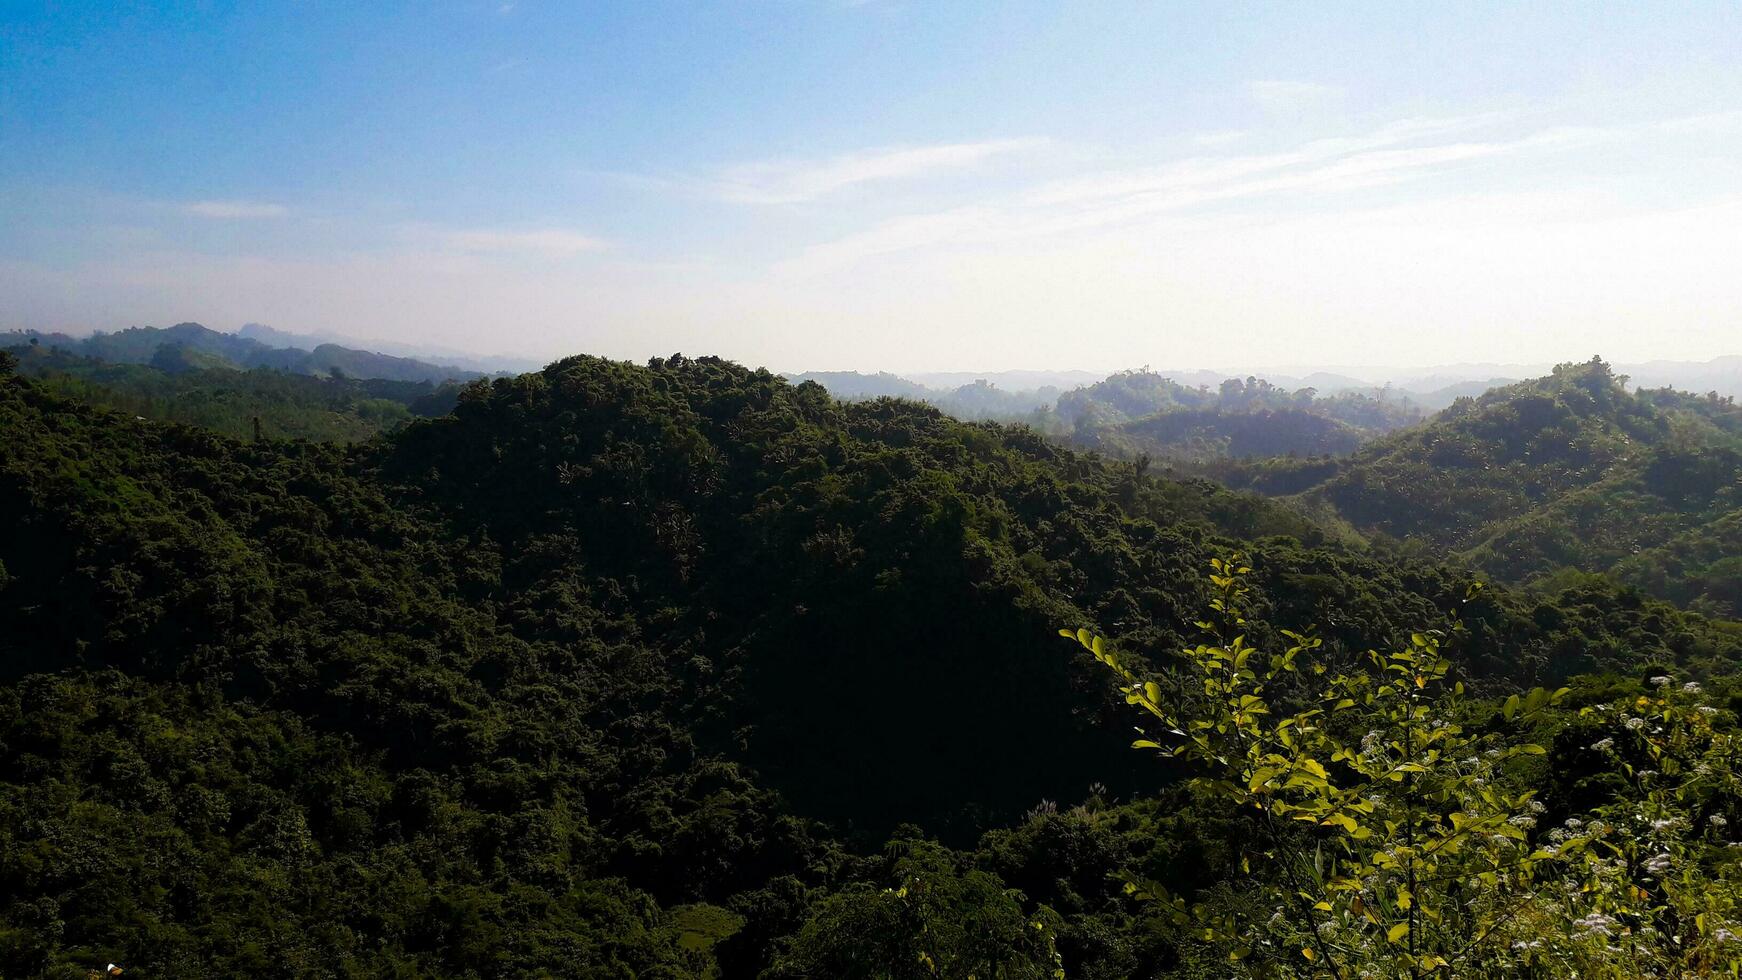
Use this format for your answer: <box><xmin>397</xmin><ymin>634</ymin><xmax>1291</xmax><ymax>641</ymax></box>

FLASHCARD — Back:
<box><xmin>789</xmin><ymin>355</ymin><xmax>1742</xmax><ymax>417</ymax></box>
<box><xmin>5</xmin><ymin>322</ymin><xmax>501</xmax><ymax>384</ymax></box>
<box><xmin>1215</xmin><ymin>357</ymin><xmax>1742</xmax><ymax>616</ymax></box>
<box><xmin>235</xmin><ymin>322</ymin><xmax>543</xmax><ymax>375</ymax></box>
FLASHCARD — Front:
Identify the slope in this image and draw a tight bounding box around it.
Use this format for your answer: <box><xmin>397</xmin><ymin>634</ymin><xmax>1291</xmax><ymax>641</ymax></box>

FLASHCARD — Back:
<box><xmin>7</xmin><ymin>322</ymin><xmax>486</xmax><ymax>383</ymax></box>
<box><xmin>5</xmin><ymin>342</ymin><xmax>461</xmax><ymax>442</ymax></box>
<box><xmin>1217</xmin><ymin>358</ymin><xmax>1742</xmax><ymax>613</ymax></box>
<box><xmin>3</xmin><ymin>351</ymin><xmax>1739</xmax><ymax>975</ymax></box>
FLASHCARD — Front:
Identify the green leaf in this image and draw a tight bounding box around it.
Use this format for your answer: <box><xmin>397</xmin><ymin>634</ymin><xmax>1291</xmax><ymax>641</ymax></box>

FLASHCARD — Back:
<box><xmin>1387</xmin><ymin>922</ymin><xmax>1410</xmax><ymax>943</ymax></box>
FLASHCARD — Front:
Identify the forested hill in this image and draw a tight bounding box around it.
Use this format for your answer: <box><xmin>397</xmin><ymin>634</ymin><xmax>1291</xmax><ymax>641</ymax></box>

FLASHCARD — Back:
<box><xmin>792</xmin><ymin>367</ymin><xmax>1423</xmax><ymax>458</ymax></box>
<box><xmin>1216</xmin><ymin>358</ymin><xmax>1742</xmax><ymax>615</ymax></box>
<box><xmin>1054</xmin><ymin>371</ymin><xmax>1420</xmax><ymax>462</ymax></box>
<box><xmin>3</xmin><ymin>351</ymin><xmax>1740</xmax><ymax>976</ymax></box>
<box><xmin>5</xmin><ymin>342</ymin><xmax>462</xmax><ymax>442</ymax></box>
<box><xmin>7</xmin><ymin>322</ymin><xmax>486</xmax><ymax>383</ymax></box>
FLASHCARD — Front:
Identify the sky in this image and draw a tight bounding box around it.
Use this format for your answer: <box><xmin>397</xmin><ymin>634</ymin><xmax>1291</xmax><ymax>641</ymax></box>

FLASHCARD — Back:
<box><xmin>3</xmin><ymin>1</ymin><xmax>1741</xmax><ymax>373</ymax></box>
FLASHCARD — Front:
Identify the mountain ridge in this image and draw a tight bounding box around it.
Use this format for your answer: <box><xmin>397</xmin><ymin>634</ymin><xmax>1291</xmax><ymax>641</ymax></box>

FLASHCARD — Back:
<box><xmin>6</xmin><ymin>322</ymin><xmax>492</xmax><ymax>384</ymax></box>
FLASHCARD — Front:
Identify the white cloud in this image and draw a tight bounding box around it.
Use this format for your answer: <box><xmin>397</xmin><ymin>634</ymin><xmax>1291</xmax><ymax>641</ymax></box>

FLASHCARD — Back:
<box><xmin>438</xmin><ymin>227</ymin><xmax>608</xmax><ymax>257</ymax></box>
<box><xmin>777</xmin><ymin>114</ymin><xmax>1579</xmax><ymax>276</ymax></box>
<box><xmin>1659</xmin><ymin>110</ymin><xmax>1742</xmax><ymax>134</ymax></box>
<box><xmin>671</xmin><ymin>138</ymin><xmax>1048</xmax><ymax>205</ymax></box>
<box><xmin>1019</xmin><ymin>115</ymin><xmax>1500</xmax><ymax>209</ymax></box>
<box><xmin>184</xmin><ymin>200</ymin><xmax>288</xmax><ymax>219</ymax></box>
<box><xmin>1191</xmin><ymin>130</ymin><xmax>1246</xmax><ymax>148</ymax></box>
<box><xmin>8</xmin><ymin>188</ymin><xmax>1739</xmax><ymax>372</ymax></box>
<box><xmin>1246</xmin><ymin>79</ymin><xmax>1345</xmax><ymax>112</ymax></box>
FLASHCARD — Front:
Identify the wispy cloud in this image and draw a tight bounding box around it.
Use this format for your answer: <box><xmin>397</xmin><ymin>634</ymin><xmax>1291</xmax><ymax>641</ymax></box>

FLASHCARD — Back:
<box><xmin>438</xmin><ymin>227</ymin><xmax>608</xmax><ymax>256</ymax></box>
<box><xmin>646</xmin><ymin>138</ymin><xmax>1049</xmax><ymax>205</ymax></box>
<box><xmin>1659</xmin><ymin>110</ymin><xmax>1742</xmax><ymax>134</ymax></box>
<box><xmin>1191</xmin><ymin>130</ymin><xmax>1246</xmax><ymax>148</ymax></box>
<box><xmin>1247</xmin><ymin>79</ymin><xmax>1344</xmax><ymax>112</ymax></box>
<box><xmin>1018</xmin><ymin>115</ymin><xmax>1502</xmax><ymax>209</ymax></box>
<box><xmin>185</xmin><ymin>200</ymin><xmax>288</xmax><ymax>219</ymax></box>
<box><xmin>776</xmin><ymin>115</ymin><xmax>1610</xmax><ymax>276</ymax></box>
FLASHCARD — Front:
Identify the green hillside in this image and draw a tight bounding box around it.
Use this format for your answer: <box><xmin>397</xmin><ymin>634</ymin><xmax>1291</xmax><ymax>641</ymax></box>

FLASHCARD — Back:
<box><xmin>6</xmin><ymin>342</ymin><xmax>460</xmax><ymax>442</ymax></box>
<box><xmin>7</xmin><ymin>322</ymin><xmax>486</xmax><ymax>384</ymax></box>
<box><xmin>6</xmin><ymin>350</ymin><xmax>1742</xmax><ymax>975</ymax></box>
<box><xmin>1215</xmin><ymin>358</ymin><xmax>1742</xmax><ymax>614</ymax></box>
<box><xmin>1050</xmin><ymin>372</ymin><xmax>1419</xmax><ymax>464</ymax></box>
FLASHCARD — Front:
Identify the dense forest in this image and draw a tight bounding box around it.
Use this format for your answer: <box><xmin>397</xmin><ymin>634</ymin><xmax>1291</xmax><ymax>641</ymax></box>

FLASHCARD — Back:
<box><xmin>1214</xmin><ymin>358</ymin><xmax>1742</xmax><ymax>617</ymax></box>
<box><xmin>4</xmin><ymin>341</ymin><xmax>462</xmax><ymax>443</ymax></box>
<box><xmin>5</xmin><ymin>323</ymin><xmax>485</xmax><ymax>385</ymax></box>
<box><xmin>4</xmin><ymin>347</ymin><xmax>1741</xmax><ymax>976</ymax></box>
<box><xmin>1048</xmin><ymin>371</ymin><xmax>1420</xmax><ymax>462</ymax></box>
<box><xmin>793</xmin><ymin>368</ymin><xmax>1422</xmax><ymax>462</ymax></box>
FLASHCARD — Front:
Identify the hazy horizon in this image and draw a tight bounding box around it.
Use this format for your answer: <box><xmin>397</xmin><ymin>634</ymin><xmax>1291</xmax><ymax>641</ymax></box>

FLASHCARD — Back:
<box><xmin>19</xmin><ymin>318</ymin><xmax>1742</xmax><ymax>395</ymax></box>
<box><xmin>4</xmin><ymin>3</ymin><xmax>1741</xmax><ymax>370</ymax></box>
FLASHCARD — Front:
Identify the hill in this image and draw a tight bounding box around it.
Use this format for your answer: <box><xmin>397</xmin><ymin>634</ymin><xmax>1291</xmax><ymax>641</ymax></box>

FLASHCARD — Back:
<box><xmin>236</xmin><ymin>322</ymin><xmax>543</xmax><ymax>375</ymax></box>
<box><xmin>1216</xmin><ymin>358</ymin><xmax>1742</xmax><ymax>614</ymax></box>
<box><xmin>7</xmin><ymin>322</ymin><xmax>487</xmax><ymax>384</ymax></box>
<box><xmin>4</xmin><ymin>349</ymin><xmax>1739</xmax><ymax>975</ymax></box>
<box><xmin>4</xmin><ymin>342</ymin><xmax>460</xmax><ymax>442</ymax></box>
<box><xmin>784</xmin><ymin>371</ymin><xmax>1060</xmax><ymax>421</ymax></box>
<box><xmin>793</xmin><ymin>368</ymin><xmax>1422</xmax><ymax>460</ymax></box>
<box><xmin>1052</xmin><ymin>371</ymin><xmax>1420</xmax><ymax>462</ymax></box>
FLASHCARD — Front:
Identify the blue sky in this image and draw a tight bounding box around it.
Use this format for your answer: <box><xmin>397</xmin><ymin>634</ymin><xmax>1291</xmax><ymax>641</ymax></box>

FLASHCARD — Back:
<box><xmin>3</xmin><ymin>1</ymin><xmax>1741</xmax><ymax>371</ymax></box>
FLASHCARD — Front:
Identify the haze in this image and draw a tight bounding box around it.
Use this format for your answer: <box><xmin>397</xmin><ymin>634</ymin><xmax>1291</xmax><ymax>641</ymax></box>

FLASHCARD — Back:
<box><xmin>3</xmin><ymin>2</ymin><xmax>1740</xmax><ymax>372</ymax></box>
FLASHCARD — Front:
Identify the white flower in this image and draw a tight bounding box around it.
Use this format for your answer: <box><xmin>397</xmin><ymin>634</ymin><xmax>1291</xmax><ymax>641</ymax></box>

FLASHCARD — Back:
<box><xmin>1683</xmin><ymin>681</ymin><xmax>1703</xmax><ymax>694</ymax></box>
<box><xmin>1564</xmin><ymin>817</ymin><xmax>1584</xmax><ymax>829</ymax></box>
<box><xmin>1699</xmin><ymin>706</ymin><xmax>1719</xmax><ymax>716</ymax></box>
<box><xmin>1652</xmin><ymin>818</ymin><xmax>1680</xmax><ymax>833</ymax></box>
<box><xmin>1711</xmin><ymin>815</ymin><xmax>1729</xmax><ymax>829</ymax></box>
<box><xmin>1716</xmin><ymin>928</ymin><xmax>1737</xmax><ymax>944</ymax></box>
<box><xmin>1590</xmin><ymin>738</ymin><xmax>1615</xmax><ymax>751</ymax></box>
<box><xmin>1625</xmin><ymin>717</ymin><xmax>1647</xmax><ymax>731</ymax></box>
<box><xmin>1575</xmin><ymin>912</ymin><xmax>1620</xmax><ymax>936</ymax></box>
<box><xmin>1643</xmin><ymin>853</ymin><xmax>1673</xmax><ymax>875</ymax></box>
<box><xmin>1650</xmin><ymin>675</ymin><xmax>1672</xmax><ymax>687</ymax></box>
<box><xmin>1528</xmin><ymin>800</ymin><xmax>1547</xmax><ymax>815</ymax></box>
<box><xmin>1509</xmin><ymin>815</ymin><xmax>1538</xmax><ymax>830</ymax></box>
